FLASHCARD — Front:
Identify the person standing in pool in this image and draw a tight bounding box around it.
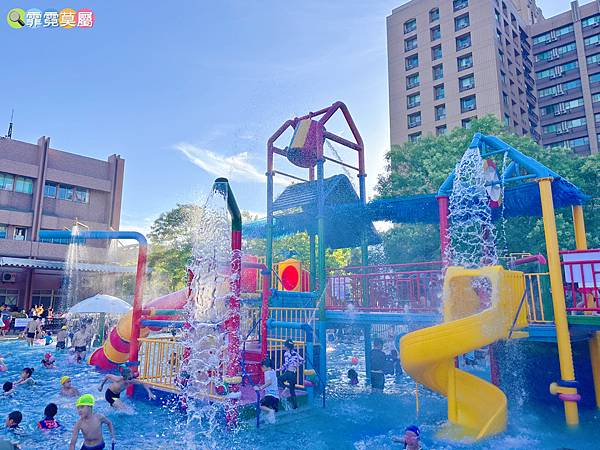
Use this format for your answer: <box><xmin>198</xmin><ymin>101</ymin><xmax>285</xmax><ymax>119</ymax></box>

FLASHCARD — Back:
<box><xmin>370</xmin><ymin>338</ymin><xmax>386</xmax><ymax>392</ymax></box>
<box><xmin>72</xmin><ymin>326</ymin><xmax>88</xmax><ymax>363</ymax></box>
<box><xmin>56</xmin><ymin>326</ymin><xmax>68</xmax><ymax>351</ymax></box>
<box><xmin>277</xmin><ymin>338</ymin><xmax>304</xmax><ymax>409</ymax></box>
<box><xmin>25</xmin><ymin>318</ymin><xmax>41</xmax><ymax>346</ymax></box>
<box><xmin>98</xmin><ymin>366</ymin><xmax>155</xmax><ymax>410</ymax></box>
<box><xmin>254</xmin><ymin>357</ymin><xmax>279</xmax><ymax>424</ymax></box>
<box><xmin>69</xmin><ymin>394</ymin><xmax>115</xmax><ymax>450</ymax></box>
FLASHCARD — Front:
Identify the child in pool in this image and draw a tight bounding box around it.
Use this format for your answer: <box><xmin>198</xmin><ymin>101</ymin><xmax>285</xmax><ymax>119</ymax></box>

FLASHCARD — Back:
<box><xmin>98</xmin><ymin>366</ymin><xmax>155</xmax><ymax>411</ymax></box>
<box><xmin>347</xmin><ymin>368</ymin><xmax>359</xmax><ymax>385</ymax></box>
<box><xmin>2</xmin><ymin>382</ymin><xmax>13</xmax><ymax>395</ymax></box>
<box><xmin>13</xmin><ymin>368</ymin><xmax>34</xmax><ymax>386</ymax></box>
<box><xmin>41</xmin><ymin>353</ymin><xmax>55</xmax><ymax>369</ymax></box>
<box><xmin>5</xmin><ymin>411</ymin><xmax>22</xmax><ymax>429</ymax></box>
<box><xmin>68</xmin><ymin>394</ymin><xmax>115</xmax><ymax>450</ymax></box>
<box><xmin>37</xmin><ymin>403</ymin><xmax>60</xmax><ymax>430</ymax></box>
<box><xmin>60</xmin><ymin>376</ymin><xmax>80</xmax><ymax>397</ymax></box>
<box><xmin>253</xmin><ymin>358</ymin><xmax>279</xmax><ymax>424</ymax></box>
<box><xmin>0</xmin><ymin>356</ymin><xmax>7</xmax><ymax>372</ymax></box>
<box><xmin>391</xmin><ymin>425</ymin><xmax>422</xmax><ymax>449</ymax></box>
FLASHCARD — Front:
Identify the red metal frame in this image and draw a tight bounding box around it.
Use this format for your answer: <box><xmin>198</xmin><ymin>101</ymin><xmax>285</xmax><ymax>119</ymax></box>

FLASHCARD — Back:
<box><xmin>326</xmin><ymin>262</ymin><xmax>443</xmax><ymax>312</ymax></box>
<box><xmin>560</xmin><ymin>248</ymin><xmax>600</xmax><ymax>313</ymax></box>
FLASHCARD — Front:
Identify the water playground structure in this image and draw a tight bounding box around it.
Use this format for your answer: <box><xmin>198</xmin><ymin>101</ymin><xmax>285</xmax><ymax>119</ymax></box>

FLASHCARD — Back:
<box><xmin>39</xmin><ymin>101</ymin><xmax>599</xmax><ymax>441</ymax></box>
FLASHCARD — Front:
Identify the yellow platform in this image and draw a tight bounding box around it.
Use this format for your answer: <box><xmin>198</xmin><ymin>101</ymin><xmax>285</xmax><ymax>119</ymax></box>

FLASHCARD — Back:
<box><xmin>400</xmin><ymin>266</ymin><xmax>528</xmax><ymax>441</ymax></box>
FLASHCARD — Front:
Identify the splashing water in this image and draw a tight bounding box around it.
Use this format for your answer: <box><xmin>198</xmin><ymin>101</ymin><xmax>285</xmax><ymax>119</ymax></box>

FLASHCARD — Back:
<box><xmin>179</xmin><ymin>191</ymin><xmax>237</xmax><ymax>448</ymax></box>
<box><xmin>446</xmin><ymin>147</ymin><xmax>498</xmax><ymax>268</ymax></box>
<box><xmin>58</xmin><ymin>225</ymin><xmax>85</xmax><ymax>313</ymax></box>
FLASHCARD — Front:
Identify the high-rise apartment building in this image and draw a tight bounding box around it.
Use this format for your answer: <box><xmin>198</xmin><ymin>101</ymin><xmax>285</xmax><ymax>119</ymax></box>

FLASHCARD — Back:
<box><xmin>388</xmin><ymin>0</ymin><xmax>600</xmax><ymax>157</ymax></box>
<box><xmin>532</xmin><ymin>0</ymin><xmax>600</xmax><ymax>155</ymax></box>
<box><xmin>0</xmin><ymin>136</ymin><xmax>125</xmax><ymax>310</ymax></box>
<box><xmin>387</xmin><ymin>0</ymin><xmax>540</xmax><ymax>145</ymax></box>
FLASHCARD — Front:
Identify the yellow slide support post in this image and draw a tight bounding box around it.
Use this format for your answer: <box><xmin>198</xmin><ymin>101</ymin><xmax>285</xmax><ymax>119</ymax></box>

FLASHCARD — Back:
<box><xmin>539</xmin><ymin>178</ymin><xmax>579</xmax><ymax>425</ymax></box>
<box><xmin>400</xmin><ymin>266</ymin><xmax>528</xmax><ymax>440</ymax></box>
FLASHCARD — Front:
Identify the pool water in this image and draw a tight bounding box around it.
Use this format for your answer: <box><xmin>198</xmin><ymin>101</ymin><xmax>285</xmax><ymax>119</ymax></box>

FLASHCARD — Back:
<box><xmin>1</xmin><ymin>339</ymin><xmax>600</xmax><ymax>449</ymax></box>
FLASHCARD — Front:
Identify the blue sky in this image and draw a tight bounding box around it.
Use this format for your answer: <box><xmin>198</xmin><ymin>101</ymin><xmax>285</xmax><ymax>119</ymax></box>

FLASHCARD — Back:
<box><xmin>0</xmin><ymin>0</ymin><xmax>576</xmax><ymax>233</ymax></box>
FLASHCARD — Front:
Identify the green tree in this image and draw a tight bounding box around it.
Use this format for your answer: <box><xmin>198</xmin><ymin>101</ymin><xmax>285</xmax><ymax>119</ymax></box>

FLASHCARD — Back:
<box><xmin>147</xmin><ymin>204</ymin><xmax>202</xmax><ymax>292</ymax></box>
<box><xmin>377</xmin><ymin>115</ymin><xmax>600</xmax><ymax>263</ymax></box>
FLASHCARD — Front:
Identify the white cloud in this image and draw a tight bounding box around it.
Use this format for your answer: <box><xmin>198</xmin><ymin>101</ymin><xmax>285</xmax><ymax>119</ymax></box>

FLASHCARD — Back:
<box><xmin>175</xmin><ymin>143</ymin><xmax>289</xmax><ymax>186</ymax></box>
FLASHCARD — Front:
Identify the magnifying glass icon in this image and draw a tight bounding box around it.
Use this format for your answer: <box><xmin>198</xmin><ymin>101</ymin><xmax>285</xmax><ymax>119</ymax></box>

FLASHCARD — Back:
<box><xmin>8</xmin><ymin>10</ymin><xmax>25</xmax><ymax>26</ymax></box>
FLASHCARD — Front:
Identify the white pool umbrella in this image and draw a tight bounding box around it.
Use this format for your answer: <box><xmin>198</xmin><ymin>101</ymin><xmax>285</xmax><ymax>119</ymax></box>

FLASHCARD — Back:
<box><xmin>68</xmin><ymin>294</ymin><xmax>132</xmax><ymax>314</ymax></box>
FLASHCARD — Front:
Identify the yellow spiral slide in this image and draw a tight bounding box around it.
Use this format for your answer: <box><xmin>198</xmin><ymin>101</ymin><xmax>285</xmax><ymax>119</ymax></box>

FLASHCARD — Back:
<box><xmin>400</xmin><ymin>266</ymin><xmax>528</xmax><ymax>441</ymax></box>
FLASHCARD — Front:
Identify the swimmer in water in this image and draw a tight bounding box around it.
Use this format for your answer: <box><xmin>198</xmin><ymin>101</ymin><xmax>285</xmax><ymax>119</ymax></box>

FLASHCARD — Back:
<box><xmin>98</xmin><ymin>366</ymin><xmax>155</xmax><ymax>411</ymax></box>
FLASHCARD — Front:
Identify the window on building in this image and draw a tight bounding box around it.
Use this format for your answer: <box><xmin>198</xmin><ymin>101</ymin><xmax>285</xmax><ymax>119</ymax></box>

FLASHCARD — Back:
<box><xmin>462</xmin><ymin>117</ymin><xmax>474</xmax><ymax>129</ymax></box>
<box><xmin>457</xmin><ymin>53</ymin><xmax>473</xmax><ymax>71</ymax></box>
<box><xmin>429</xmin><ymin>8</ymin><xmax>439</xmax><ymax>22</ymax></box>
<box><xmin>503</xmin><ymin>92</ymin><xmax>509</xmax><ymax>106</ymax></box>
<box><xmin>593</xmin><ymin>92</ymin><xmax>600</xmax><ymax>103</ymax></box>
<box><xmin>408</xmin><ymin>132</ymin><xmax>421</xmax><ymax>142</ymax></box>
<box><xmin>538</xmin><ymin>79</ymin><xmax>581</xmax><ymax>97</ymax></box>
<box><xmin>590</xmin><ymin>72</ymin><xmax>600</xmax><ymax>84</ymax></box>
<box><xmin>13</xmin><ymin>227</ymin><xmax>27</xmax><ymax>241</ymax></box>
<box><xmin>31</xmin><ymin>290</ymin><xmax>63</xmax><ymax>309</ymax></box>
<box><xmin>0</xmin><ymin>289</ymin><xmax>19</xmax><ymax>307</ymax></box>
<box><xmin>406</xmin><ymin>73</ymin><xmax>420</xmax><ymax>89</ymax></box>
<box><xmin>435</xmin><ymin>104</ymin><xmax>446</xmax><ymax>120</ymax></box>
<box><xmin>455</xmin><ymin>14</ymin><xmax>470</xmax><ymax>31</ymax></box>
<box><xmin>458</xmin><ymin>73</ymin><xmax>475</xmax><ymax>91</ymax></box>
<box><xmin>436</xmin><ymin>125</ymin><xmax>447</xmax><ymax>136</ymax></box>
<box><xmin>14</xmin><ymin>177</ymin><xmax>33</xmax><ymax>194</ymax></box>
<box><xmin>74</xmin><ymin>187</ymin><xmax>90</xmax><ymax>204</ymax></box>
<box><xmin>532</xmin><ymin>24</ymin><xmax>574</xmax><ymax>45</ymax></box>
<box><xmin>495</xmin><ymin>10</ymin><xmax>501</xmax><ymax>24</ymax></box>
<box><xmin>431</xmin><ymin>65</ymin><xmax>444</xmax><ymax>83</ymax></box>
<box><xmin>536</xmin><ymin>60</ymin><xmax>578</xmax><ymax>80</ymax></box>
<box><xmin>500</xmin><ymin>71</ymin><xmax>506</xmax><ymax>85</ymax></box>
<box><xmin>431</xmin><ymin>45</ymin><xmax>442</xmax><ymax>60</ymax></box>
<box><xmin>496</xmin><ymin>29</ymin><xmax>503</xmax><ymax>44</ymax></box>
<box><xmin>535</xmin><ymin>42</ymin><xmax>576</xmax><ymax>62</ymax></box>
<box><xmin>503</xmin><ymin>114</ymin><xmax>510</xmax><ymax>127</ymax></box>
<box><xmin>434</xmin><ymin>84</ymin><xmax>445</xmax><ymax>100</ymax></box>
<box><xmin>582</xmin><ymin>14</ymin><xmax>600</xmax><ymax>28</ymax></box>
<box><xmin>540</xmin><ymin>97</ymin><xmax>584</xmax><ymax>116</ymax></box>
<box><xmin>456</xmin><ymin>33</ymin><xmax>471</xmax><ymax>51</ymax></box>
<box><xmin>405</xmin><ymin>54</ymin><xmax>419</xmax><ymax>70</ymax></box>
<box><xmin>461</xmin><ymin>95</ymin><xmax>476</xmax><ymax>112</ymax></box>
<box><xmin>584</xmin><ymin>34</ymin><xmax>600</xmax><ymax>47</ymax></box>
<box><xmin>542</xmin><ymin>117</ymin><xmax>586</xmax><ymax>134</ymax></box>
<box><xmin>59</xmin><ymin>185</ymin><xmax>74</xmax><ymax>201</ymax></box>
<box><xmin>453</xmin><ymin>0</ymin><xmax>468</xmax><ymax>12</ymax></box>
<box><xmin>404</xmin><ymin>18</ymin><xmax>417</xmax><ymax>34</ymax></box>
<box><xmin>0</xmin><ymin>173</ymin><xmax>14</xmax><ymax>191</ymax></box>
<box><xmin>430</xmin><ymin>25</ymin><xmax>441</xmax><ymax>41</ymax></box>
<box><xmin>407</xmin><ymin>112</ymin><xmax>422</xmax><ymax>128</ymax></box>
<box><xmin>44</xmin><ymin>182</ymin><xmax>57</xmax><ymax>198</ymax></box>
<box><xmin>407</xmin><ymin>92</ymin><xmax>421</xmax><ymax>109</ymax></box>
<box><xmin>0</xmin><ymin>225</ymin><xmax>6</xmax><ymax>239</ymax></box>
<box><xmin>405</xmin><ymin>36</ymin><xmax>417</xmax><ymax>51</ymax></box>
<box><xmin>587</xmin><ymin>54</ymin><xmax>600</xmax><ymax>65</ymax></box>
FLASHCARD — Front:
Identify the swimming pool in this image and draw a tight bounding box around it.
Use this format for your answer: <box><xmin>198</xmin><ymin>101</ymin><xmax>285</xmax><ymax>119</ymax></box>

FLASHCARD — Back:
<box><xmin>1</xmin><ymin>339</ymin><xmax>599</xmax><ymax>449</ymax></box>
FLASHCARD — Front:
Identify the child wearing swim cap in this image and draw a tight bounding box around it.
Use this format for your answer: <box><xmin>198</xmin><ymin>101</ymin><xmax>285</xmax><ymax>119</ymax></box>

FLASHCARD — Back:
<box><xmin>60</xmin><ymin>376</ymin><xmax>80</xmax><ymax>397</ymax></box>
<box><xmin>391</xmin><ymin>425</ymin><xmax>421</xmax><ymax>449</ymax></box>
<box><xmin>69</xmin><ymin>394</ymin><xmax>115</xmax><ymax>450</ymax></box>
